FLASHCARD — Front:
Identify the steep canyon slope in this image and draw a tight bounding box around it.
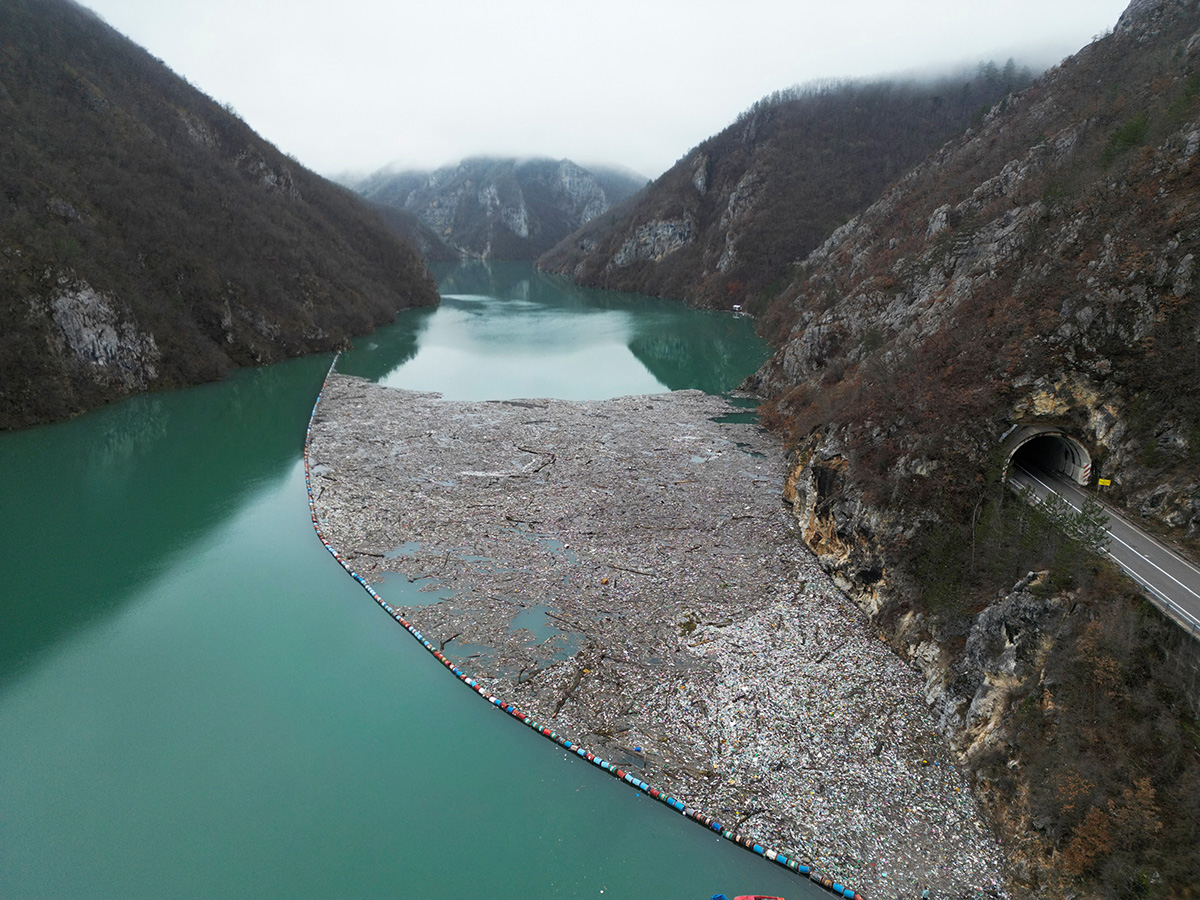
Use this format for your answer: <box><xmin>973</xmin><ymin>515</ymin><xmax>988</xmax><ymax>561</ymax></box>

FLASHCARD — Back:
<box><xmin>355</xmin><ymin>158</ymin><xmax>647</xmax><ymax>260</ymax></box>
<box><xmin>746</xmin><ymin>0</ymin><xmax>1200</xmax><ymax>895</ymax></box>
<box><xmin>0</xmin><ymin>0</ymin><xmax>438</xmax><ymax>430</ymax></box>
<box><xmin>538</xmin><ymin>66</ymin><xmax>1033</xmax><ymax>309</ymax></box>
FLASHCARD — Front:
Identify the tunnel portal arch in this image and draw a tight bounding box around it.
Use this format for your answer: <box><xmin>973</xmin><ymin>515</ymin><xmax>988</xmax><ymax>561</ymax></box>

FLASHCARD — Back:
<box><xmin>1002</xmin><ymin>425</ymin><xmax>1093</xmax><ymax>486</ymax></box>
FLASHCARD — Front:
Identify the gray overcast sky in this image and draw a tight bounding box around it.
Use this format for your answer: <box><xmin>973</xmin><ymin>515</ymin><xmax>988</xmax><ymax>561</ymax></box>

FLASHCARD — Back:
<box><xmin>80</xmin><ymin>0</ymin><xmax>1132</xmax><ymax>179</ymax></box>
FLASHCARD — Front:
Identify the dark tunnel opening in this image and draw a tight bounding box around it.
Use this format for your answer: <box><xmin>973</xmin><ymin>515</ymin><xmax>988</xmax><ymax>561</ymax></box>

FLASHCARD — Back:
<box><xmin>1009</xmin><ymin>432</ymin><xmax>1092</xmax><ymax>486</ymax></box>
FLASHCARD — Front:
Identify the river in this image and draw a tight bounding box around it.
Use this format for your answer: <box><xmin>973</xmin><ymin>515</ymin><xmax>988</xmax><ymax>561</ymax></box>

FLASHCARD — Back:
<box><xmin>0</xmin><ymin>262</ymin><xmax>822</xmax><ymax>899</ymax></box>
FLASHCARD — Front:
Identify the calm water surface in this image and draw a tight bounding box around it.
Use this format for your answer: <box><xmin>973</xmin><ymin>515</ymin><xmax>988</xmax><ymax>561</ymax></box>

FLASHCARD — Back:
<box><xmin>1</xmin><ymin>262</ymin><xmax>820</xmax><ymax>899</ymax></box>
<box><xmin>338</xmin><ymin>261</ymin><xmax>767</xmax><ymax>398</ymax></box>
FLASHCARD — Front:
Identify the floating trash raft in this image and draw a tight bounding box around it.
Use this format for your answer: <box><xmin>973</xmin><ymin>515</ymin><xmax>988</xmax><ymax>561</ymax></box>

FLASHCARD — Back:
<box><xmin>303</xmin><ymin>356</ymin><xmax>866</xmax><ymax>900</ymax></box>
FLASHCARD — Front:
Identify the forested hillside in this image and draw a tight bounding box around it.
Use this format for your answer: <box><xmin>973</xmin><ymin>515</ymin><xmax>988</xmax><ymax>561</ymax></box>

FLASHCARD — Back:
<box><xmin>744</xmin><ymin>0</ymin><xmax>1200</xmax><ymax>895</ymax></box>
<box><xmin>366</xmin><ymin>202</ymin><xmax>459</xmax><ymax>263</ymax></box>
<box><xmin>0</xmin><ymin>0</ymin><xmax>438</xmax><ymax>429</ymax></box>
<box><xmin>538</xmin><ymin>64</ymin><xmax>1033</xmax><ymax>307</ymax></box>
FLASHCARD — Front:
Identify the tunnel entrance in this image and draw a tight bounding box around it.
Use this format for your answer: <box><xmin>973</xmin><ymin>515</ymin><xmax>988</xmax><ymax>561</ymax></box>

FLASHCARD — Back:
<box><xmin>1003</xmin><ymin>426</ymin><xmax>1093</xmax><ymax>486</ymax></box>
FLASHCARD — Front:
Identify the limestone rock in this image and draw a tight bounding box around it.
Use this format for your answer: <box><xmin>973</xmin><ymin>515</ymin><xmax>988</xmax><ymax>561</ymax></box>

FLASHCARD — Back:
<box><xmin>44</xmin><ymin>278</ymin><xmax>160</xmax><ymax>390</ymax></box>
<box><xmin>354</xmin><ymin>157</ymin><xmax>645</xmax><ymax>260</ymax></box>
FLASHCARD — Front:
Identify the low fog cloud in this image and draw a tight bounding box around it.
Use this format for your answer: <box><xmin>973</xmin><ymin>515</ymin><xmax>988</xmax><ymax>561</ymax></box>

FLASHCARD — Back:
<box><xmin>83</xmin><ymin>0</ymin><xmax>1130</xmax><ymax>178</ymax></box>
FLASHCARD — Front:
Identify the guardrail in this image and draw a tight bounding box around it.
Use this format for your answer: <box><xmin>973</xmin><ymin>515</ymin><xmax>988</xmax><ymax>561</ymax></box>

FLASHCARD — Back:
<box><xmin>1106</xmin><ymin>552</ymin><xmax>1200</xmax><ymax>638</ymax></box>
<box><xmin>1009</xmin><ymin>469</ymin><xmax>1200</xmax><ymax>641</ymax></box>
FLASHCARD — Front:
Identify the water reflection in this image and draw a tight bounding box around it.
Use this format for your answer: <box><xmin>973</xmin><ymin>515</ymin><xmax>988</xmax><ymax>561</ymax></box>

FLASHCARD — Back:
<box><xmin>338</xmin><ymin>261</ymin><xmax>768</xmax><ymax>400</ymax></box>
<box><xmin>0</xmin><ymin>269</ymin><xmax>815</xmax><ymax>899</ymax></box>
<box><xmin>627</xmin><ymin>320</ymin><xmax>765</xmax><ymax>394</ymax></box>
<box><xmin>0</xmin><ymin>355</ymin><xmax>334</xmax><ymax>683</ymax></box>
<box><xmin>334</xmin><ymin>305</ymin><xmax>432</xmax><ymax>382</ymax></box>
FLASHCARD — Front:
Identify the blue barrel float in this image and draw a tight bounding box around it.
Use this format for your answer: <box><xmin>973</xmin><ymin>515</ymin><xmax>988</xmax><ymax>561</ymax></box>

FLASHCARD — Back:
<box><xmin>304</xmin><ymin>355</ymin><xmax>868</xmax><ymax>900</ymax></box>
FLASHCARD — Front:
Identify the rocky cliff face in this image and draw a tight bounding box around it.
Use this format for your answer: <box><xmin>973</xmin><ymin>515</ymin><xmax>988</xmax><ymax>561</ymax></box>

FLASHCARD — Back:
<box><xmin>539</xmin><ymin>67</ymin><xmax>1036</xmax><ymax>309</ymax></box>
<box><xmin>748</xmin><ymin>0</ymin><xmax>1200</xmax><ymax>893</ymax></box>
<box><xmin>0</xmin><ymin>0</ymin><xmax>438</xmax><ymax>430</ymax></box>
<box><xmin>355</xmin><ymin>158</ymin><xmax>646</xmax><ymax>259</ymax></box>
<box><xmin>754</xmin><ymin>0</ymin><xmax>1200</xmax><ymax>551</ymax></box>
<box><xmin>41</xmin><ymin>278</ymin><xmax>162</xmax><ymax>391</ymax></box>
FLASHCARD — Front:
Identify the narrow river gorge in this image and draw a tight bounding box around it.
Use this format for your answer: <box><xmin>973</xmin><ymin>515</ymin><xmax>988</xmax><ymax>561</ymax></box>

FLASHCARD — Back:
<box><xmin>1</xmin><ymin>263</ymin><xmax>823</xmax><ymax>899</ymax></box>
<box><xmin>2</xmin><ymin>262</ymin><xmax>997</xmax><ymax>899</ymax></box>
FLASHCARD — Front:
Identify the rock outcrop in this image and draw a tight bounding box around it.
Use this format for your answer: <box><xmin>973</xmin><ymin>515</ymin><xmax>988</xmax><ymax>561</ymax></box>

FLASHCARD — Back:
<box><xmin>354</xmin><ymin>158</ymin><xmax>646</xmax><ymax>259</ymax></box>
<box><xmin>42</xmin><ymin>278</ymin><xmax>161</xmax><ymax>391</ymax></box>
<box><xmin>745</xmin><ymin>0</ymin><xmax>1200</xmax><ymax>894</ymax></box>
<box><xmin>0</xmin><ymin>0</ymin><xmax>438</xmax><ymax>429</ymax></box>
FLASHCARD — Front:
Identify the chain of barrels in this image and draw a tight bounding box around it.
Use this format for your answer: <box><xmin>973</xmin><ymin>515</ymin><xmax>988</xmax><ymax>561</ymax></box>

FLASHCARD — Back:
<box><xmin>302</xmin><ymin>357</ymin><xmax>866</xmax><ymax>900</ymax></box>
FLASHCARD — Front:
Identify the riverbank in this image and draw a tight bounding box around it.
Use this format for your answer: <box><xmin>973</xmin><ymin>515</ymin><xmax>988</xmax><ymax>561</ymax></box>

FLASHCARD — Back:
<box><xmin>307</xmin><ymin>374</ymin><xmax>1008</xmax><ymax>898</ymax></box>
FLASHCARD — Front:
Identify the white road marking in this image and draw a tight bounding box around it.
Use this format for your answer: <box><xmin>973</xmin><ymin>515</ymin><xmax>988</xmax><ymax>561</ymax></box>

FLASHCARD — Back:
<box><xmin>1013</xmin><ymin>465</ymin><xmax>1200</xmax><ymax>602</ymax></box>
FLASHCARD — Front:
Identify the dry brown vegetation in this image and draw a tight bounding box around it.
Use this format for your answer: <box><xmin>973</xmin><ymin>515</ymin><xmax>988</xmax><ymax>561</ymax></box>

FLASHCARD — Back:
<box><xmin>748</xmin><ymin>4</ymin><xmax>1200</xmax><ymax>895</ymax></box>
<box><xmin>539</xmin><ymin>64</ymin><xmax>1034</xmax><ymax>306</ymax></box>
<box><xmin>0</xmin><ymin>0</ymin><xmax>438</xmax><ymax>429</ymax></box>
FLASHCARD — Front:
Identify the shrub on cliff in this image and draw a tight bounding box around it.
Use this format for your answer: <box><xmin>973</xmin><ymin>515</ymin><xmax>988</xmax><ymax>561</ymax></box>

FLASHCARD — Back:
<box><xmin>750</xmin><ymin>1</ymin><xmax>1200</xmax><ymax>895</ymax></box>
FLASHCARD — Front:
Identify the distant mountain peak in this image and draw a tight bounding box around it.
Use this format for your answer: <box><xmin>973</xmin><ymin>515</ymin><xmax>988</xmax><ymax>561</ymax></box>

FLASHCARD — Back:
<box><xmin>354</xmin><ymin>157</ymin><xmax>646</xmax><ymax>260</ymax></box>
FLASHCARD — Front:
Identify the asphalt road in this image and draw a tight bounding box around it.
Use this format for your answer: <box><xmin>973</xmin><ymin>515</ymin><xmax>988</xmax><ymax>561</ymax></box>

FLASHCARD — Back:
<box><xmin>1009</xmin><ymin>463</ymin><xmax>1200</xmax><ymax>637</ymax></box>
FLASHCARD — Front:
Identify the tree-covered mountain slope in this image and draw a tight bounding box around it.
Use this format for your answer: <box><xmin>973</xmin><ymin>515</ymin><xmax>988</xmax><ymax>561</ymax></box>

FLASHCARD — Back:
<box><xmin>753</xmin><ymin>0</ymin><xmax>1200</xmax><ymax>567</ymax></box>
<box><xmin>745</xmin><ymin>0</ymin><xmax>1200</xmax><ymax>894</ymax></box>
<box><xmin>537</xmin><ymin>65</ymin><xmax>1033</xmax><ymax>308</ymax></box>
<box><xmin>354</xmin><ymin>157</ymin><xmax>647</xmax><ymax>260</ymax></box>
<box><xmin>0</xmin><ymin>0</ymin><xmax>438</xmax><ymax>429</ymax></box>
<box><xmin>366</xmin><ymin>202</ymin><xmax>460</xmax><ymax>263</ymax></box>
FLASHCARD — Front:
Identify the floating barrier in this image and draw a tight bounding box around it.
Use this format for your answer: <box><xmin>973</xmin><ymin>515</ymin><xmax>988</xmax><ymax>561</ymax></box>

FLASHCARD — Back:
<box><xmin>302</xmin><ymin>356</ymin><xmax>867</xmax><ymax>900</ymax></box>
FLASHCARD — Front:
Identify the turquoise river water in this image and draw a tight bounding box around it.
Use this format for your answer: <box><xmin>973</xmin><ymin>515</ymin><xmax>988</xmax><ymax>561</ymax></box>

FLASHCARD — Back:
<box><xmin>1</xmin><ymin>262</ymin><xmax>824</xmax><ymax>899</ymax></box>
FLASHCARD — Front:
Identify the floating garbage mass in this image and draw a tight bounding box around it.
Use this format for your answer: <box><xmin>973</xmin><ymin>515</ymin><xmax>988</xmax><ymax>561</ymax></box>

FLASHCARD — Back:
<box><xmin>303</xmin><ymin>355</ymin><xmax>866</xmax><ymax>900</ymax></box>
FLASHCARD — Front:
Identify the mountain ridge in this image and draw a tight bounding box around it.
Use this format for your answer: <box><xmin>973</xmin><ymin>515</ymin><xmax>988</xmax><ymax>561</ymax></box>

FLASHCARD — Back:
<box><xmin>537</xmin><ymin>64</ymin><xmax>1036</xmax><ymax>308</ymax></box>
<box><xmin>0</xmin><ymin>0</ymin><xmax>438</xmax><ymax>429</ymax></box>
<box><xmin>740</xmin><ymin>0</ymin><xmax>1200</xmax><ymax>893</ymax></box>
<box><xmin>353</xmin><ymin>156</ymin><xmax>647</xmax><ymax>260</ymax></box>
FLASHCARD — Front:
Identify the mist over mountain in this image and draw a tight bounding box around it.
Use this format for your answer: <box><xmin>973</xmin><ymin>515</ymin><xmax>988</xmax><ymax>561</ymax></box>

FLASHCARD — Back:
<box><xmin>6</xmin><ymin>0</ymin><xmax>1199</xmax><ymax>893</ymax></box>
<box><xmin>0</xmin><ymin>0</ymin><xmax>438</xmax><ymax>429</ymax></box>
<box><xmin>353</xmin><ymin>157</ymin><xmax>647</xmax><ymax>260</ymax></box>
<box><xmin>538</xmin><ymin>63</ymin><xmax>1035</xmax><ymax>307</ymax></box>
